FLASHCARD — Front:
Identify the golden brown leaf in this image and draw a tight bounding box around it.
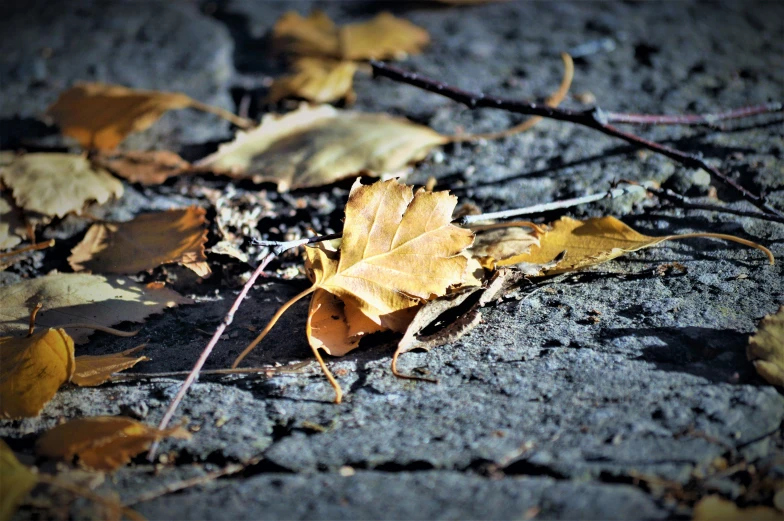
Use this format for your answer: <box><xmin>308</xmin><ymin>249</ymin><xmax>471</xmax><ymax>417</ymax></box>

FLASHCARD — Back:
<box><xmin>93</xmin><ymin>150</ymin><xmax>190</xmax><ymax>185</ymax></box>
<box><xmin>0</xmin><ymin>153</ymin><xmax>123</xmax><ymax>218</ymax></box>
<box><xmin>497</xmin><ymin>216</ymin><xmax>774</xmax><ymax>275</ymax></box>
<box><xmin>747</xmin><ymin>305</ymin><xmax>784</xmax><ymax>387</ymax></box>
<box><xmin>196</xmin><ymin>103</ymin><xmax>447</xmax><ymax>191</ymax></box>
<box><xmin>36</xmin><ymin>416</ymin><xmax>190</xmax><ymax>471</ymax></box>
<box><xmin>272</xmin><ymin>11</ymin><xmax>428</xmax><ymax>61</ymax></box>
<box><xmin>306</xmin><ymin>288</ymin><xmax>386</xmax><ymax>357</ymax></box>
<box><xmin>0</xmin><ymin>328</ymin><xmax>75</xmax><ymax>419</ymax></box>
<box><xmin>0</xmin><ymin>272</ymin><xmax>191</xmax><ymax>344</ymax></box>
<box><xmin>267</xmin><ymin>58</ymin><xmax>358</xmax><ymax>104</ymax></box>
<box><xmin>72</xmin><ymin>345</ymin><xmax>149</xmax><ymax>387</ymax></box>
<box><xmin>0</xmin><ymin>440</ymin><xmax>38</xmax><ymax>521</ymax></box>
<box><xmin>68</xmin><ymin>207</ymin><xmax>210</xmax><ymax>277</ymax></box>
<box><xmin>46</xmin><ymin>83</ymin><xmax>250</xmax><ymax>150</ymax></box>
<box><xmin>340</xmin><ymin>12</ymin><xmax>430</xmax><ymax>61</ymax></box>
<box><xmin>692</xmin><ymin>495</ymin><xmax>783</xmax><ymax>521</ymax></box>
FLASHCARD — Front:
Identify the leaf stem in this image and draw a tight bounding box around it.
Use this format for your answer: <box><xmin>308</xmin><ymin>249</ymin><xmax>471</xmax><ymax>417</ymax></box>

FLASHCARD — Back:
<box><xmin>188</xmin><ymin>99</ymin><xmax>255</xmax><ymax>129</ymax></box>
<box><xmin>664</xmin><ymin>232</ymin><xmax>774</xmax><ymax>265</ymax></box>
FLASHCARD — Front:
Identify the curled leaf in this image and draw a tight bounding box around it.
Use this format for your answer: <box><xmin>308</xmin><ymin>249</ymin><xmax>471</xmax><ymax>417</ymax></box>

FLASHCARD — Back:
<box><xmin>0</xmin><ymin>153</ymin><xmax>123</xmax><ymax>218</ymax></box>
<box><xmin>267</xmin><ymin>58</ymin><xmax>358</xmax><ymax>104</ymax></box>
<box><xmin>73</xmin><ymin>345</ymin><xmax>149</xmax><ymax>387</ymax></box>
<box><xmin>36</xmin><ymin>416</ymin><xmax>190</xmax><ymax>471</ymax></box>
<box><xmin>68</xmin><ymin>206</ymin><xmax>210</xmax><ymax>277</ymax></box>
<box><xmin>46</xmin><ymin>83</ymin><xmax>250</xmax><ymax>150</ymax></box>
<box><xmin>0</xmin><ymin>440</ymin><xmax>38</xmax><ymax>521</ymax></box>
<box><xmin>195</xmin><ymin>104</ymin><xmax>447</xmax><ymax>191</ymax></box>
<box><xmin>0</xmin><ymin>328</ymin><xmax>75</xmax><ymax>419</ymax></box>
<box><xmin>747</xmin><ymin>306</ymin><xmax>784</xmax><ymax>387</ymax></box>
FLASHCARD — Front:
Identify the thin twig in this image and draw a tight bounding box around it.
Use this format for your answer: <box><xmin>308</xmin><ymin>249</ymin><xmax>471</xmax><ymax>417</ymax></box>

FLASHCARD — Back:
<box><xmin>110</xmin><ymin>361</ymin><xmax>312</xmax><ymax>381</ymax></box>
<box><xmin>369</xmin><ymin>61</ymin><xmax>783</xmax><ymax>218</ymax></box>
<box><xmin>188</xmin><ymin>99</ymin><xmax>255</xmax><ymax>129</ymax></box>
<box><xmin>457</xmin><ymin>184</ymin><xmax>649</xmax><ymax>225</ymax></box>
<box><xmin>648</xmin><ymin>187</ymin><xmax>784</xmax><ymax>225</ymax></box>
<box><xmin>603</xmin><ymin>103</ymin><xmax>782</xmax><ymax>126</ymax></box>
<box><xmin>0</xmin><ymin>239</ymin><xmax>55</xmax><ymax>259</ymax></box>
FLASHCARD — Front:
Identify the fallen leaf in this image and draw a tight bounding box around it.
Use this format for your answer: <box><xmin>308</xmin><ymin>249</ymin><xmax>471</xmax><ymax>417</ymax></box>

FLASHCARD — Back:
<box><xmin>272</xmin><ymin>11</ymin><xmax>429</xmax><ymax>61</ymax></box>
<box><xmin>46</xmin><ymin>83</ymin><xmax>251</xmax><ymax>150</ymax></box>
<box><xmin>340</xmin><ymin>12</ymin><xmax>430</xmax><ymax>61</ymax></box>
<box><xmin>471</xmin><ymin>224</ymin><xmax>541</xmax><ymax>268</ymax></box>
<box><xmin>306</xmin><ymin>287</ymin><xmax>386</xmax><ymax>357</ymax></box>
<box><xmin>692</xmin><ymin>495</ymin><xmax>783</xmax><ymax>521</ymax></box>
<box><xmin>747</xmin><ymin>305</ymin><xmax>784</xmax><ymax>387</ymax></box>
<box><xmin>0</xmin><ymin>193</ymin><xmax>25</xmax><ymax>250</ymax></box>
<box><xmin>0</xmin><ymin>440</ymin><xmax>38</xmax><ymax>521</ymax></box>
<box><xmin>68</xmin><ymin>207</ymin><xmax>211</xmax><ymax>277</ymax></box>
<box><xmin>267</xmin><ymin>58</ymin><xmax>358</xmax><ymax>104</ymax></box>
<box><xmin>92</xmin><ymin>150</ymin><xmax>190</xmax><ymax>185</ymax></box>
<box><xmin>498</xmin><ymin>216</ymin><xmax>774</xmax><ymax>274</ymax></box>
<box><xmin>36</xmin><ymin>416</ymin><xmax>190</xmax><ymax>471</ymax></box>
<box><xmin>72</xmin><ymin>345</ymin><xmax>149</xmax><ymax>387</ymax></box>
<box><xmin>0</xmin><ymin>328</ymin><xmax>75</xmax><ymax>419</ymax></box>
<box><xmin>195</xmin><ymin>103</ymin><xmax>447</xmax><ymax>191</ymax></box>
<box><xmin>0</xmin><ymin>153</ymin><xmax>124</xmax><ymax>218</ymax></box>
<box><xmin>0</xmin><ymin>272</ymin><xmax>191</xmax><ymax>344</ymax></box>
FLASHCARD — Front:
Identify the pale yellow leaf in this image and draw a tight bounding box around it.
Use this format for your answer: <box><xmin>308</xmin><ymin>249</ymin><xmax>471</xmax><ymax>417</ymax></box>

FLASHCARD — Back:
<box><xmin>692</xmin><ymin>495</ymin><xmax>783</xmax><ymax>521</ymax></box>
<box><xmin>267</xmin><ymin>58</ymin><xmax>358</xmax><ymax>104</ymax></box>
<box><xmin>340</xmin><ymin>12</ymin><xmax>430</xmax><ymax>60</ymax></box>
<box><xmin>0</xmin><ymin>328</ymin><xmax>75</xmax><ymax>419</ymax></box>
<box><xmin>0</xmin><ymin>273</ymin><xmax>191</xmax><ymax>344</ymax></box>
<box><xmin>68</xmin><ymin>207</ymin><xmax>210</xmax><ymax>277</ymax></box>
<box><xmin>195</xmin><ymin>104</ymin><xmax>447</xmax><ymax>191</ymax></box>
<box><xmin>93</xmin><ymin>150</ymin><xmax>190</xmax><ymax>185</ymax></box>
<box><xmin>73</xmin><ymin>345</ymin><xmax>149</xmax><ymax>387</ymax></box>
<box><xmin>0</xmin><ymin>154</ymin><xmax>123</xmax><ymax>218</ymax></box>
<box><xmin>36</xmin><ymin>416</ymin><xmax>190</xmax><ymax>471</ymax></box>
<box><xmin>747</xmin><ymin>305</ymin><xmax>784</xmax><ymax>387</ymax></box>
<box><xmin>0</xmin><ymin>440</ymin><xmax>38</xmax><ymax>521</ymax></box>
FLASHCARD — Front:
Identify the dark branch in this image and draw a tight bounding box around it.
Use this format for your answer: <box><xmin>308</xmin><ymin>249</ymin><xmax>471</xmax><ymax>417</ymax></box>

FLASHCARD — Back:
<box><xmin>370</xmin><ymin>60</ymin><xmax>784</xmax><ymax>219</ymax></box>
<box><xmin>648</xmin><ymin>187</ymin><xmax>784</xmax><ymax>225</ymax></box>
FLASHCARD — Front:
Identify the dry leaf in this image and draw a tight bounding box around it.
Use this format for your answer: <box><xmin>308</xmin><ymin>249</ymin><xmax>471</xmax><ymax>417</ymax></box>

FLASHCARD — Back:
<box><xmin>340</xmin><ymin>12</ymin><xmax>430</xmax><ymax>61</ymax></box>
<box><xmin>46</xmin><ymin>83</ymin><xmax>250</xmax><ymax>150</ymax></box>
<box><xmin>0</xmin><ymin>272</ymin><xmax>191</xmax><ymax>344</ymax></box>
<box><xmin>692</xmin><ymin>495</ymin><xmax>783</xmax><ymax>521</ymax></box>
<box><xmin>747</xmin><ymin>306</ymin><xmax>784</xmax><ymax>387</ymax></box>
<box><xmin>36</xmin><ymin>416</ymin><xmax>190</xmax><ymax>471</ymax></box>
<box><xmin>73</xmin><ymin>345</ymin><xmax>149</xmax><ymax>387</ymax></box>
<box><xmin>498</xmin><ymin>216</ymin><xmax>774</xmax><ymax>274</ymax></box>
<box><xmin>0</xmin><ymin>440</ymin><xmax>38</xmax><ymax>521</ymax></box>
<box><xmin>471</xmin><ymin>224</ymin><xmax>541</xmax><ymax>268</ymax></box>
<box><xmin>0</xmin><ymin>328</ymin><xmax>75</xmax><ymax>419</ymax></box>
<box><xmin>92</xmin><ymin>150</ymin><xmax>190</xmax><ymax>185</ymax></box>
<box><xmin>68</xmin><ymin>207</ymin><xmax>211</xmax><ymax>277</ymax></box>
<box><xmin>0</xmin><ymin>153</ymin><xmax>123</xmax><ymax>218</ymax></box>
<box><xmin>195</xmin><ymin>103</ymin><xmax>447</xmax><ymax>191</ymax></box>
<box><xmin>272</xmin><ymin>11</ymin><xmax>428</xmax><ymax>61</ymax></box>
<box><xmin>267</xmin><ymin>58</ymin><xmax>358</xmax><ymax>104</ymax></box>
<box><xmin>306</xmin><ymin>287</ymin><xmax>386</xmax><ymax>357</ymax></box>
<box><xmin>0</xmin><ymin>193</ymin><xmax>25</xmax><ymax>251</ymax></box>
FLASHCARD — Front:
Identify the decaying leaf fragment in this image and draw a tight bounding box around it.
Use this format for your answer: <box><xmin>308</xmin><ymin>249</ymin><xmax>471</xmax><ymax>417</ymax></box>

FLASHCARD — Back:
<box><xmin>196</xmin><ymin>104</ymin><xmax>447</xmax><ymax>191</ymax></box>
<box><xmin>233</xmin><ymin>179</ymin><xmax>474</xmax><ymax>402</ymax></box>
<box><xmin>36</xmin><ymin>416</ymin><xmax>190</xmax><ymax>471</ymax></box>
<box><xmin>0</xmin><ymin>440</ymin><xmax>38</xmax><ymax>521</ymax></box>
<box><xmin>0</xmin><ymin>272</ymin><xmax>191</xmax><ymax>344</ymax></box>
<box><xmin>46</xmin><ymin>83</ymin><xmax>251</xmax><ymax>150</ymax></box>
<box><xmin>267</xmin><ymin>58</ymin><xmax>358</xmax><ymax>104</ymax></box>
<box><xmin>68</xmin><ymin>206</ymin><xmax>211</xmax><ymax>277</ymax></box>
<box><xmin>0</xmin><ymin>153</ymin><xmax>123</xmax><ymax>218</ymax></box>
<box><xmin>272</xmin><ymin>11</ymin><xmax>429</xmax><ymax>61</ymax></box>
<box><xmin>497</xmin><ymin>216</ymin><xmax>774</xmax><ymax>275</ymax></box>
<box><xmin>747</xmin><ymin>306</ymin><xmax>784</xmax><ymax>387</ymax></box>
<box><xmin>92</xmin><ymin>150</ymin><xmax>190</xmax><ymax>185</ymax></box>
<box><xmin>72</xmin><ymin>345</ymin><xmax>149</xmax><ymax>387</ymax></box>
<box><xmin>0</xmin><ymin>328</ymin><xmax>75</xmax><ymax>418</ymax></box>
<box><xmin>692</xmin><ymin>495</ymin><xmax>783</xmax><ymax>521</ymax></box>
<box><xmin>471</xmin><ymin>223</ymin><xmax>542</xmax><ymax>269</ymax></box>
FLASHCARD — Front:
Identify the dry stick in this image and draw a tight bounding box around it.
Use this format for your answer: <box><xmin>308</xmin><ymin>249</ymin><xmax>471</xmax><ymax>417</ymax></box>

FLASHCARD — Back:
<box><xmin>110</xmin><ymin>362</ymin><xmax>312</xmax><ymax>382</ymax></box>
<box><xmin>150</xmin><ymin>233</ymin><xmax>341</xmax><ymax>459</ymax></box>
<box><xmin>648</xmin><ymin>186</ymin><xmax>784</xmax><ymax>225</ymax></box>
<box><xmin>0</xmin><ymin>239</ymin><xmax>55</xmax><ymax>259</ymax></box>
<box><xmin>369</xmin><ymin>61</ymin><xmax>784</xmax><ymax>219</ymax></box>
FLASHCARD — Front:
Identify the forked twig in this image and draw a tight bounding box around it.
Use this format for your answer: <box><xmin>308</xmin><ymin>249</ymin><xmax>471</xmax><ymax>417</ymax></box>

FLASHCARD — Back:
<box><xmin>369</xmin><ymin>61</ymin><xmax>783</xmax><ymax>218</ymax></box>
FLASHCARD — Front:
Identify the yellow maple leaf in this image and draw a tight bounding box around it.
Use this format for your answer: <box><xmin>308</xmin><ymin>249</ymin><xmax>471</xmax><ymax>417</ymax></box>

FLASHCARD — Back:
<box><xmin>233</xmin><ymin>179</ymin><xmax>474</xmax><ymax>402</ymax></box>
<box><xmin>68</xmin><ymin>206</ymin><xmax>211</xmax><ymax>277</ymax></box>
<box><xmin>46</xmin><ymin>83</ymin><xmax>251</xmax><ymax>150</ymax></box>
<box><xmin>0</xmin><ymin>153</ymin><xmax>123</xmax><ymax>219</ymax></box>
<box><xmin>195</xmin><ymin>104</ymin><xmax>447</xmax><ymax>191</ymax></box>
<box><xmin>36</xmin><ymin>416</ymin><xmax>190</xmax><ymax>471</ymax></box>
<box><xmin>267</xmin><ymin>58</ymin><xmax>358</xmax><ymax>104</ymax></box>
<box><xmin>0</xmin><ymin>440</ymin><xmax>38</xmax><ymax>521</ymax></box>
<box><xmin>72</xmin><ymin>345</ymin><xmax>149</xmax><ymax>387</ymax></box>
<box><xmin>0</xmin><ymin>328</ymin><xmax>75</xmax><ymax>419</ymax></box>
<box><xmin>498</xmin><ymin>216</ymin><xmax>774</xmax><ymax>274</ymax></box>
<box><xmin>747</xmin><ymin>306</ymin><xmax>784</xmax><ymax>387</ymax></box>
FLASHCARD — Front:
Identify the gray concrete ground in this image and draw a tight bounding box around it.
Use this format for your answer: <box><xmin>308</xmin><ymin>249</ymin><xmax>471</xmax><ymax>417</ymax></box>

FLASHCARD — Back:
<box><xmin>1</xmin><ymin>1</ymin><xmax>783</xmax><ymax>519</ymax></box>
